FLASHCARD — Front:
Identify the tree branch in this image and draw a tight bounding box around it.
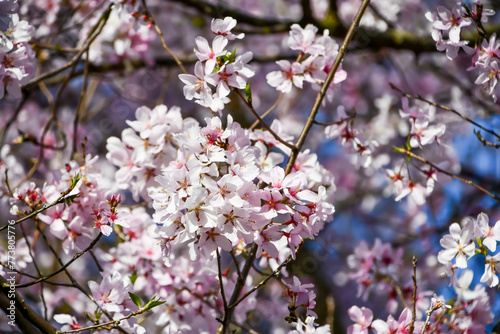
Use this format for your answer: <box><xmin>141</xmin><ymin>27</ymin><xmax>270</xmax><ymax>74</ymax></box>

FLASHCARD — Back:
<box><xmin>396</xmin><ymin>147</ymin><xmax>500</xmax><ymax>202</ymax></box>
<box><xmin>0</xmin><ymin>276</ymin><xmax>57</xmax><ymax>334</ymax></box>
<box><xmin>285</xmin><ymin>0</ymin><xmax>372</xmax><ymax>174</ymax></box>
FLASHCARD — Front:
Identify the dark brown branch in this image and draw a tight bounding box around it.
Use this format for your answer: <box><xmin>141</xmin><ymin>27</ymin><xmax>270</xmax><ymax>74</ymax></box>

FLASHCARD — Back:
<box><xmin>165</xmin><ymin>0</ymin><xmax>443</xmax><ymax>53</ymax></box>
<box><xmin>216</xmin><ymin>248</ymin><xmax>229</xmax><ymax>328</ymax></box>
<box><xmin>0</xmin><ymin>276</ymin><xmax>57</xmax><ymax>334</ymax></box>
<box><xmin>166</xmin><ymin>0</ymin><xmax>293</xmax><ymax>32</ymax></box>
<box><xmin>409</xmin><ymin>257</ymin><xmax>418</xmax><ymax>333</ymax></box>
<box><xmin>0</xmin><ymin>291</ymin><xmax>41</xmax><ymax>333</ymax></box>
<box><xmin>217</xmin><ymin>243</ymin><xmax>258</xmax><ymax>334</ymax></box>
<box><xmin>15</xmin><ymin>234</ymin><xmax>102</xmax><ymax>288</ymax></box>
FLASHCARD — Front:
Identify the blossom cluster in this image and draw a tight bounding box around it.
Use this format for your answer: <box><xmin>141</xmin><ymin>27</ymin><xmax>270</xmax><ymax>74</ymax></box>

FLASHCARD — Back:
<box><xmin>426</xmin><ymin>2</ymin><xmax>473</xmax><ymax>60</ymax></box>
<box><xmin>438</xmin><ymin>212</ymin><xmax>500</xmax><ymax>287</ymax></box>
<box><xmin>347</xmin><ymin>306</ymin><xmax>424</xmax><ymax>334</ymax></box>
<box><xmin>427</xmin><ymin>1</ymin><xmax>500</xmax><ymax>100</ymax></box>
<box><xmin>341</xmin><ymin>239</ymin><xmax>431</xmax><ymax>315</ymax></box>
<box><xmin>266</xmin><ymin>23</ymin><xmax>347</xmax><ymax>101</ymax></box>
<box><xmin>0</xmin><ymin>0</ymin><xmax>35</xmax><ymax>99</ymax></box>
<box><xmin>347</xmin><ymin>269</ymin><xmax>494</xmax><ymax>333</ymax></box>
<box><xmin>68</xmin><ymin>206</ymin><xmax>257</xmax><ymax>333</ymax></box>
<box><xmin>282</xmin><ymin>276</ymin><xmax>318</xmax><ymax>319</ymax></box>
<box><xmin>384</xmin><ymin>97</ymin><xmax>447</xmax><ymax>206</ymax></box>
<box><xmin>146</xmin><ymin>113</ymin><xmax>335</xmax><ymax>265</ymax></box>
<box><xmin>9</xmin><ymin>154</ymin><xmax>127</xmax><ymax>254</ymax></box>
<box><xmin>106</xmin><ymin>104</ymin><xmax>187</xmax><ymax>201</ymax></box>
<box><xmin>84</xmin><ymin>3</ymin><xmax>156</xmax><ymax>65</ymax></box>
<box><xmin>105</xmin><ymin>103</ymin><xmax>335</xmax><ymax>329</ymax></box>
<box><xmin>324</xmin><ymin>106</ymin><xmax>377</xmax><ymax>168</ymax></box>
<box><xmin>179</xmin><ymin>17</ymin><xmax>255</xmax><ymax>114</ymax></box>
<box><xmin>472</xmin><ymin>31</ymin><xmax>500</xmax><ymax>100</ymax></box>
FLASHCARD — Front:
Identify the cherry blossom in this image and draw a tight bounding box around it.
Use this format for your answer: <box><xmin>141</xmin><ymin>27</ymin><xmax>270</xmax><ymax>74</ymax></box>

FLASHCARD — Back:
<box><xmin>211</xmin><ymin>17</ymin><xmax>244</xmax><ymax>40</ymax></box>
<box><xmin>432</xmin><ymin>4</ymin><xmax>471</xmax><ymax>43</ymax></box>
<box><xmin>474</xmin><ymin>212</ymin><xmax>500</xmax><ymax>252</ymax></box>
<box><xmin>266</xmin><ymin>60</ymin><xmax>304</xmax><ymax>93</ymax></box>
<box><xmin>371</xmin><ymin>308</ymin><xmax>424</xmax><ymax>334</ymax></box>
<box><xmin>194</xmin><ymin>35</ymin><xmax>228</xmax><ymax>72</ymax></box>
<box><xmin>289</xmin><ymin>316</ymin><xmax>331</xmax><ymax>334</ymax></box>
<box><xmin>438</xmin><ymin>221</ymin><xmax>475</xmax><ymax>269</ymax></box>
<box><xmin>347</xmin><ymin>306</ymin><xmax>373</xmax><ymax>334</ymax></box>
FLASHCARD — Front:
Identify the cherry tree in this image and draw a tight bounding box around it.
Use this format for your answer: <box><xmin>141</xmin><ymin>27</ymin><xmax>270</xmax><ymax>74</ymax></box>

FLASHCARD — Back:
<box><xmin>0</xmin><ymin>0</ymin><xmax>500</xmax><ymax>333</ymax></box>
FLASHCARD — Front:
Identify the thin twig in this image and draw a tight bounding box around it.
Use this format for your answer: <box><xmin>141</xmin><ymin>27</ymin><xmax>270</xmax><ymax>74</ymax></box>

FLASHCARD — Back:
<box><xmin>234</xmin><ymin>90</ymin><xmax>295</xmax><ymax>150</ymax></box>
<box><xmin>229</xmin><ymin>250</ymin><xmax>243</xmax><ymax>281</ymax></box>
<box><xmin>475</xmin><ymin>130</ymin><xmax>500</xmax><ymax>148</ymax></box>
<box><xmin>285</xmin><ymin>0</ymin><xmax>372</xmax><ymax>174</ymax></box>
<box><xmin>390</xmin><ymin>83</ymin><xmax>500</xmax><ymax>140</ymax></box>
<box><xmin>0</xmin><ymin>186</ymin><xmax>77</xmax><ymax>232</ymax></box>
<box><xmin>0</xmin><ymin>94</ymin><xmax>29</xmax><ymax>147</ymax></box>
<box><xmin>18</xmin><ymin>222</ymin><xmax>48</xmax><ymax>319</ymax></box>
<box><xmin>229</xmin><ymin>254</ymin><xmax>292</xmax><ymax>310</ymax></box>
<box><xmin>22</xmin><ymin>5</ymin><xmax>112</xmax><ymax>90</ymax></box>
<box><xmin>409</xmin><ymin>257</ymin><xmax>418</xmax><ymax>333</ymax></box>
<box><xmin>14</xmin><ymin>234</ymin><xmax>102</xmax><ymax>288</ymax></box>
<box><xmin>313</xmin><ymin>112</ymin><xmax>356</xmax><ymax>126</ymax></box>
<box><xmin>217</xmin><ymin>248</ymin><xmax>229</xmax><ymax>313</ymax></box>
<box><xmin>217</xmin><ymin>243</ymin><xmax>258</xmax><ymax>334</ymax></box>
<box><xmin>142</xmin><ymin>0</ymin><xmax>187</xmax><ymax>74</ymax></box>
<box><xmin>396</xmin><ymin>147</ymin><xmax>500</xmax><ymax>202</ymax></box>
<box><xmin>71</xmin><ymin>49</ymin><xmax>90</xmax><ymax>159</ymax></box>
<box><xmin>249</xmin><ymin>93</ymin><xmax>284</xmax><ymax>130</ymax></box>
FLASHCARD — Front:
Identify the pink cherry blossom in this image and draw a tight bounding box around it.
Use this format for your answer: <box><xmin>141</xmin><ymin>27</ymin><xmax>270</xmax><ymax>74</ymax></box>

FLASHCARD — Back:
<box><xmin>438</xmin><ymin>221</ymin><xmax>476</xmax><ymax>269</ymax></box>
<box><xmin>347</xmin><ymin>306</ymin><xmax>373</xmax><ymax>334</ymax></box>
<box><xmin>211</xmin><ymin>17</ymin><xmax>244</xmax><ymax>40</ymax></box>
<box><xmin>432</xmin><ymin>4</ymin><xmax>471</xmax><ymax>43</ymax></box>
<box><xmin>289</xmin><ymin>316</ymin><xmax>331</xmax><ymax>334</ymax></box>
<box><xmin>474</xmin><ymin>212</ymin><xmax>500</xmax><ymax>252</ymax></box>
<box><xmin>266</xmin><ymin>60</ymin><xmax>304</xmax><ymax>93</ymax></box>
<box><xmin>194</xmin><ymin>35</ymin><xmax>228</xmax><ymax>72</ymax></box>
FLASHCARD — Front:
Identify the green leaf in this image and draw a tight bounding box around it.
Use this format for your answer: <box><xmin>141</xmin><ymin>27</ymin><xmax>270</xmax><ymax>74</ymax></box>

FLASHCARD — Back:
<box><xmin>143</xmin><ymin>295</ymin><xmax>165</xmax><ymax>311</ymax></box>
<box><xmin>245</xmin><ymin>82</ymin><xmax>252</xmax><ymax>102</ymax></box>
<box><xmin>128</xmin><ymin>292</ymin><xmax>142</xmax><ymax>307</ymax></box>
<box><xmin>95</xmin><ymin>309</ymin><xmax>103</xmax><ymax>321</ymax></box>
<box><xmin>70</xmin><ymin>173</ymin><xmax>81</xmax><ymax>189</ymax></box>
<box><xmin>85</xmin><ymin>312</ymin><xmax>94</xmax><ymax>322</ymax></box>
<box><xmin>393</xmin><ymin>146</ymin><xmax>403</xmax><ymax>153</ymax></box>
<box><xmin>63</xmin><ymin>194</ymin><xmax>79</xmax><ymax>204</ymax></box>
<box><xmin>130</xmin><ymin>270</ymin><xmax>138</xmax><ymax>284</ymax></box>
<box><xmin>223</xmin><ymin>49</ymin><xmax>237</xmax><ymax>63</ymax></box>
